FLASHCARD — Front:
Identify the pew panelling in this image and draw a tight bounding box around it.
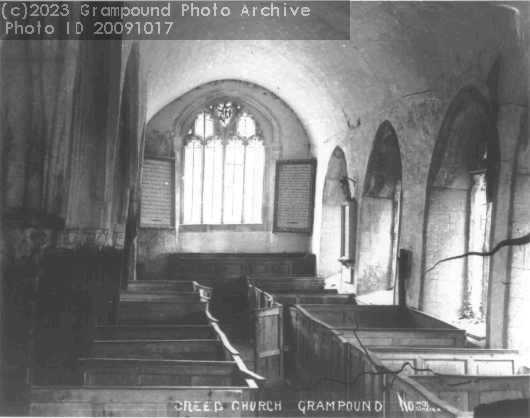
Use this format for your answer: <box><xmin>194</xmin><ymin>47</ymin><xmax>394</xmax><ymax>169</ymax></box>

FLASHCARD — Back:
<box><xmin>169</xmin><ymin>253</ymin><xmax>317</xmax><ymax>285</ymax></box>
<box><xmin>118</xmin><ymin>301</ymin><xmax>209</xmax><ymax>325</ymax></box>
<box><xmin>30</xmin><ymin>384</ymin><xmax>260</xmax><ymax>417</ymax></box>
<box><xmin>90</xmin><ymin>339</ymin><xmax>227</xmax><ymax>361</ymax></box>
<box><xmin>92</xmin><ymin>325</ymin><xmax>218</xmax><ymax>341</ymax></box>
<box><xmin>410</xmin><ymin>374</ymin><xmax>530</xmax><ymax>413</ymax></box>
<box><xmin>248</xmin><ymin>276</ymin><xmax>327</xmax><ymax>291</ymax></box>
<box><xmin>273</xmin><ymin>294</ymin><xmax>356</xmax><ymax>305</ymax></box>
<box><xmin>120</xmin><ymin>291</ymin><xmax>200</xmax><ymax>302</ymax></box>
<box><xmin>254</xmin><ymin>304</ymin><xmax>284</xmax><ymax>387</ymax></box>
<box><xmin>370</xmin><ymin>348</ymin><xmax>520</xmax><ymax>376</ymax></box>
<box><xmin>81</xmin><ymin>358</ymin><xmax>239</xmax><ymax>387</ymax></box>
<box><xmin>338</xmin><ymin>329</ymin><xmax>465</xmax><ymax>348</ymax></box>
<box><xmin>127</xmin><ymin>280</ymin><xmax>196</xmax><ymax>292</ymax></box>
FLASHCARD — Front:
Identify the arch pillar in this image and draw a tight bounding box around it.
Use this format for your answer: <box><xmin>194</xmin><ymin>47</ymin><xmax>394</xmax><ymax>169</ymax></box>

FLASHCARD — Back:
<box><xmin>487</xmin><ymin>105</ymin><xmax>526</xmax><ymax>349</ymax></box>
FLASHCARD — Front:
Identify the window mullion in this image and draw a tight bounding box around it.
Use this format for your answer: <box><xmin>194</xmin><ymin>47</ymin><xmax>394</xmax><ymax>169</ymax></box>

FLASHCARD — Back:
<box><xmin>210</xmin><ymin>142</ymin><xmax>212</xmax><ymax>222</ymax></box>
<box><xmin>191</xmin><ymin>146</ymin><xmax>197</xmax><ymax>222</ymax></box>
<box><xmin>241</xmin><ymin>141</ymin><xmax>247</xmax><ymax>223</ymax></box>
<box><xmin>200</xmin><ymin>139</ymin><xmax>206</xmax><ymax>224</ymax></box>
<box><xmin>221</xmin><ymin>135</ymin><xmax>226</xmax><ymax>224</ymax></box>
<box><xmin>231</xmin><ymin>143</ymin><xmax>237</xmax><ymax>223</ymax></box>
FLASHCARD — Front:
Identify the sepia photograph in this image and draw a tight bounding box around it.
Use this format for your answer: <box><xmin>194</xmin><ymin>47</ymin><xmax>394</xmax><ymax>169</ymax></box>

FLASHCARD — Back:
<box><xmin>0</xmin><ymin>1</ymin><xmax>529</xmax><ymax>417</ymax></box>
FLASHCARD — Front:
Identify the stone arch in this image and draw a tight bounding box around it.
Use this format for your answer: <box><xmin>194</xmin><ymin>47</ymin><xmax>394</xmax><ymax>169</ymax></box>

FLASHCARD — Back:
<box><xmin>421</xmin><ymin>86</ymin><xmax>490</xmax><ymax>321</ymax></box>
<box><xmin>357</xmin><ymin>121</ymin><xmax>402</xmax><ymax>296</ymax></box>
<box><xmin>319</xmin><ymin>146</ymin><xmax>349</xmax><ymax>277</ymax></box>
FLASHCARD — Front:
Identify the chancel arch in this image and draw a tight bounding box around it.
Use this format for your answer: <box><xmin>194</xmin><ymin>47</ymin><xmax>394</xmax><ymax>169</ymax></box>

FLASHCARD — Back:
<box><xmin>357</xmin><ymin>121</ymin><xmax>402</xmax><ymax>297</ymax></box>
<box><xmin>421</xmin><ymin>86</ymin><xmax>491</xmax><ymax>323</ymax></box>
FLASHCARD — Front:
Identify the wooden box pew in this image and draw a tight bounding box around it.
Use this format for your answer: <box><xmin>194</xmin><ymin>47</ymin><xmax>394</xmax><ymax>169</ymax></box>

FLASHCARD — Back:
<box><xmin>248</xmin><ymin>277</ymin><xmax>339</xmax><ymax>311</ymax></box>
<box><xmin>81</xmin><ymin>335</ymin><xmax>264</xmax><ymax>389</ymax></box>
<box><xmin>120</xmin><ymin>290</ymin><xmax>200</xmax><ymax>302</ymax></box>
<box><xmin>296</xmin><ymin>305</ymin><xmax>466</xmax><ymax>348</ymax></box>
<box><xmin>409</xmin><ymin>374</ymin><xmax>530</xmax><ymax>413</ymax></box>
<box><xmin>289</xmin><ymin>307</ymin><xmax>467</xmax><ymax>417</ymax></box>
<box><xmin>369</xmin><ymin>347</ymin><xmax>520</xmax><ymax>376</ymax></box>
<box><xmin>89</xmin><ymin>339</ymin><xmax>228</xmax><ymax>361</ymax></box>
<box><xmin>117</xmin><ymin>301</ymin><xmax>213</xmax><ymax>326</ymax></box>
<box><xmin>30</xmin><ymin>383</ymin><xmax>261</xmax><ymax>417</ymax></box>
<box><xmin>92</xmin><ymin>325</ymin><xmax>218</xmax><ymax>341</ymax></box>
<box><xmin>127</xmin><ymin>280</ymin><xmax>196</xmax><ymax>292</ymax></box>
<box><xmin>81</xmin><ymin>358</ymin><xmax>243</xmax><ymax>387</ymax></box>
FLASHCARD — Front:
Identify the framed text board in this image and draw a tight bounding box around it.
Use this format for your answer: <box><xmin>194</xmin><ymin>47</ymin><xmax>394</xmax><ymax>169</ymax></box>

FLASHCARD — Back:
<box><xmin>140</xmin><ymin>156</ymin><xmax>175</xmax><ymax>228</ymax></box>
<box><xmin>273</xmin><ymin>159</ymin><xmax>317</xmax><ymax>234</ymax></box>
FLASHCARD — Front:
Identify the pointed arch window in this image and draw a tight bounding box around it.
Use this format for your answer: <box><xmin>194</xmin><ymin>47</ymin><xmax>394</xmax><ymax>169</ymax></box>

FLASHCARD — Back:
<box><xmin>183</xmin><ymin>102</ymin><xmax>265</xmax><ymax>225</ymax></box>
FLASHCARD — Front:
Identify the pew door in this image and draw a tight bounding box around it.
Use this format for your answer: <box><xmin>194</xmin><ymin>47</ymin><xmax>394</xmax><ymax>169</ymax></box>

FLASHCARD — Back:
<box><xmin>255</xmin><ymin>305</ymin><xmax>283</xmax><ymax>386</ymax></box>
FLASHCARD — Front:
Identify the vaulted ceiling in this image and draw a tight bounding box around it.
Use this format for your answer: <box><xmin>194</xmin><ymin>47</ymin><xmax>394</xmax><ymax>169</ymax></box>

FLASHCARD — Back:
<box><xmin>140</xmin><ymin>1</ymin><xmax>529</xmax><ymax>148</ymax></box>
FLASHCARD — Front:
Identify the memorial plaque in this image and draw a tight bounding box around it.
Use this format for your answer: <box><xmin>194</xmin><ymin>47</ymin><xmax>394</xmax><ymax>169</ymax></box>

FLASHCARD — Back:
<box><xmin>140</xmin><ymin>157</ymin><xmax>175</xmax><ymax>227</ymax></box>
<box><xmin>273</xmin><ymin>159</ymin><xmax>317</xmax><ymax>234</ymax></box>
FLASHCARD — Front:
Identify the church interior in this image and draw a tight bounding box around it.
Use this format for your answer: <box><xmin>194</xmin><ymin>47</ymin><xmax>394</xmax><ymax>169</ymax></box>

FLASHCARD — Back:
<box><xmin>1</xmin><ymin>1</ymin><xmax>530</xmax><ymax>416</ymax></box>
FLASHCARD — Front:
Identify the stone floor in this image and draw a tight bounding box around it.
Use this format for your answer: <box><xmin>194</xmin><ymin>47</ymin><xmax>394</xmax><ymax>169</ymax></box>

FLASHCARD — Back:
<box><xmin>219</xmin><ymin>325</ymin><xmax>307</xmax><ymax>417</ymax></box>
<box><xmin>218</xmin><ymin>324</ymin><xmax>255</xmax><ymax>371</ymax></box>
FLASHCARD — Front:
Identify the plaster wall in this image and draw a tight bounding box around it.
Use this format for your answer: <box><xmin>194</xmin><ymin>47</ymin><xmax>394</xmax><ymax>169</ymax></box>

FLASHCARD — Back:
<box><xmin>319</xmin><ymin>205</ymin><xmax>342</xmax><ymax>278</ymax></box>
<box><xmin>357</xmin><ymin>197</ymin><xmax>394</xmax><ymax>295</ymax></box>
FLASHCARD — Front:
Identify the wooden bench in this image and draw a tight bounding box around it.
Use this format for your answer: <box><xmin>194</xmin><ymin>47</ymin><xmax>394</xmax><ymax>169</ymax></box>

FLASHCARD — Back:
<box><xmin>30</xmin><ymin>384</ymin><xmax>260</xmax><ymax>417</ymax></box>
<box><xmin>120</xmin><ymin>290</ymin><xmax>200</xmax><ymax>302</ymax></box>
<box><xmin>118</xmin><ymin>301</ymin><xmax>211</xmax><ymax>325</ymax></box>
<box><xmin>81</xmin><ymin>358</ymin><xmax>240</xmax><ymax>387</ymax></box>
<box><xmin>410</xmin><ymin>374</ymin><xmax>530</xmax><ymax>412</ymax></box>
<box><xmin>92</xmin><ymin>325</ymin><xmax>218</xmax><ymax>341</ymax></box>
<box><xmin>370</xmin><ymin>347</ymin><xmax>520</xmax><ymax>375</ymax></box>
<box><xmin>89</xmin><ymin>339</ymin><xmax>226</xmax><ymax>361</ymax></box>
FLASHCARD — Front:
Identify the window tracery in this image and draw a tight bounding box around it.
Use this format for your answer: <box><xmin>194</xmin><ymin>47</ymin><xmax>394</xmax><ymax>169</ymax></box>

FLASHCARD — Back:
<box><xmin>182</xmin><ymin>100</ymin><xmax>265</xmax><ymax>225</ymax></box>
